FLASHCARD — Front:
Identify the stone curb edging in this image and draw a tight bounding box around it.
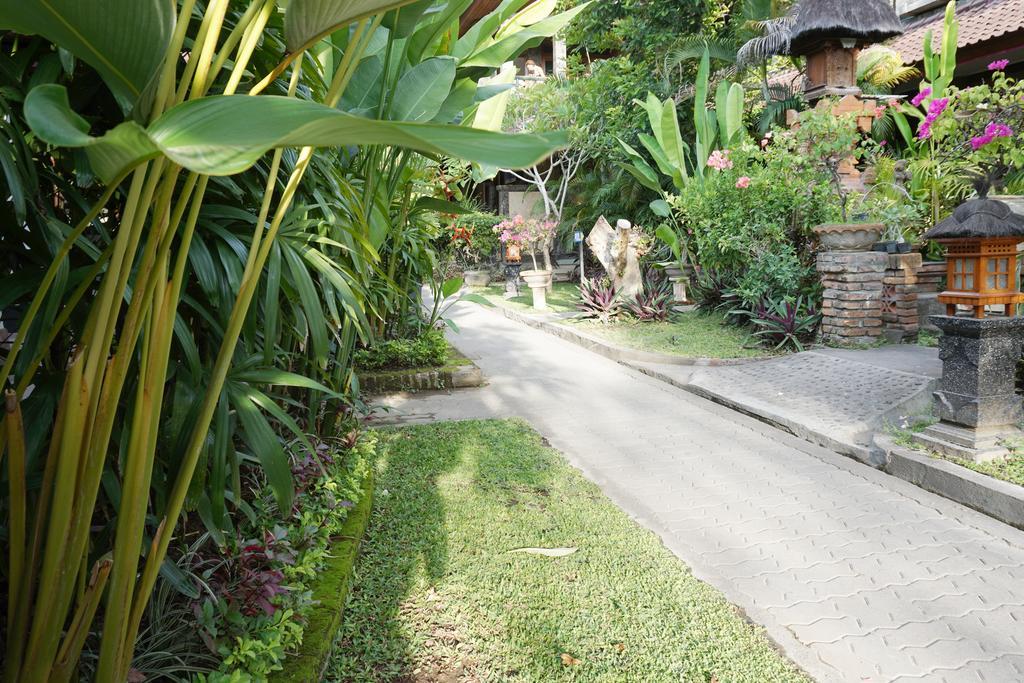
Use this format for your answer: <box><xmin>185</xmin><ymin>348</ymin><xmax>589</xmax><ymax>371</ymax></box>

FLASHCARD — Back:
<box><xmin>877</xmin><ymin>434</ymin><xmax>1024</xmax><ymax>531</ymax></box>
<box><xmin>270</xmin><ymin>471</ymin><xmax>374</xmax><ymax>683</ymax></box>
<box><xmin>627</xmin><ymin>361</ymin><xmax>876</xmax><ymax>464</ymax></box>
<box><xmin>488</xmin><ymin>304</ymin><xmax>764</xmax><ymax>367</ymax></box>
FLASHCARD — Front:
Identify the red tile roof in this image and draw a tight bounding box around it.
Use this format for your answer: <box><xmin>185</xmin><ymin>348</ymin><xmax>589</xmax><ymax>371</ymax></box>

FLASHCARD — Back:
<box><xmin>890</xmin><ymin>0</ymin><xmax>1024</xmax><ymax>64</ymax></box>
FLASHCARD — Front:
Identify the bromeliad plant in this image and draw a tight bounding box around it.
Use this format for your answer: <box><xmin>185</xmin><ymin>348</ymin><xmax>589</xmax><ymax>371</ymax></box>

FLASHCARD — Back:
<box><xmin>625</xmin><ymin>276</ymin><xmax>673</xmax><ymax>322</ymax></box>
<box><xmin>748</xmin><ymin>297</ymin><xmax>821</xmax><ymax>352</ymax></box>
<box><xmin>578</xmin><ymin>278</ymin><xmax>621</xmax><ymax>323</ymax></box>
<box><xmin>0</xmin><ymin>1</ymin><xmax>570</xmax><ymax>680</ymax></box>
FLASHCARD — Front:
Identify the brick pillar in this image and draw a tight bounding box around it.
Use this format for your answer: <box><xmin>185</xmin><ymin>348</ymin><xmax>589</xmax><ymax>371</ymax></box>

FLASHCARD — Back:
<box><xmin>817</xmin><ymin>252</ymin><xmax>888</xmax><ymax>346</ymax></box>
<box><xmin>881</xmin><ymin>253</ymin><xmax>922</xmax><ymax>343</ymax></box>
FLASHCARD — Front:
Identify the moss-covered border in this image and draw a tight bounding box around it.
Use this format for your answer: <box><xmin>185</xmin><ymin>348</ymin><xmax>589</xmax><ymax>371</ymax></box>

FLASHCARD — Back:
<box><xmin>270</xmin><ymin>470</ymin><xmax>374</xmax><ymax>683</ymax></box>
<box><xmin>357</xmin><ymin>344</ymin><xmax>482</xmax><ymax>394</ymax></box>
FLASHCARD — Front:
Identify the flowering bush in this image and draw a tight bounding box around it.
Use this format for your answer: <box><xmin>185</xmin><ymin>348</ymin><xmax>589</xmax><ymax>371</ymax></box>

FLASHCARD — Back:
<box><xmin>900</xmin><ymin>63</ymin><xmax>1024</xmax><ymax>196</ymax></box>
<box><xmin>445</xmin><ymin>212</ymin><xmax>501</xmax><ymax>268</ymax></box>
<box><xmin>669</xmin><ymin>138</ymin><xmax>838</xmax><ymax>278</ymax></box>
<box><xmin>494</xmin><ymin>214</ymin><xmax>558</xmax><ymax>270</ymax></box>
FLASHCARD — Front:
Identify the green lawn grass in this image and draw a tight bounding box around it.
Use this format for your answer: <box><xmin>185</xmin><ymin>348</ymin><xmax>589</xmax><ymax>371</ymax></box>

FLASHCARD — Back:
<box><xmin>325</xmin><ymin>420</ymin><xmax>807</xmax><ymax>683</ymax></box>
<box><xmin>477</xmin><ymin>281</ymin><xmax>581</xmax><ymax>314</ymax></box>
<box><xmin>890</xmin><ymin>421</ymin><xmax>1024</xmax><ymax>489</ymax></box>
<box><xmin>571</xmin><ymin>313</ymin><xmax>770</xmax><ymax>359</ymax></box>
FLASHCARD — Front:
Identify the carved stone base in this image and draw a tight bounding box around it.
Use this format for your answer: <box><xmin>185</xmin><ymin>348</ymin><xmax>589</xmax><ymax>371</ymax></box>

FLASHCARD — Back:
<box><xmin>924</xmin><ymin>315</ymin><xmax>1024</xmax><ymax>462</ymax></box>
<box><xmin>913</xmin><ymin>422</ymin><xmax>1021</xmax><ymax>463</ymax></box>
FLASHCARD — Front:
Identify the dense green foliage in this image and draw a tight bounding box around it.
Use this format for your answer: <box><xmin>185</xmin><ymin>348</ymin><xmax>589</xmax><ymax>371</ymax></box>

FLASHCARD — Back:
<box><xmin>326</xmin><ymin>420</ymin><xmax>808</xmax><ymax>681</ymax></box>
<box><xmin>0</xmin><ymin>1</ymin><xmax>579</xmax><ymax>678</ymax></box>
<box><xmin>560</xmin><ymin>0</ymin><xmax>706</xmax><ymax>62</ymax></box>
<box><xmin>353</xmin><ymin>330</ymin><xmax>450</xmax><ymax>371</ymax></box>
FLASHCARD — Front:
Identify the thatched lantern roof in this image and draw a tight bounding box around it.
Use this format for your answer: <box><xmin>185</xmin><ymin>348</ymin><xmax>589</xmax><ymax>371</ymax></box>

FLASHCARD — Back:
<box><xmin>925</xmin><ymin>199</ymin><xmax>1024</xmax><ymax>240</ymax></box>
<box><xmin>789</xmin><ymin>0</ymin><xmax>904</xmax><ymax>54</ymax></box>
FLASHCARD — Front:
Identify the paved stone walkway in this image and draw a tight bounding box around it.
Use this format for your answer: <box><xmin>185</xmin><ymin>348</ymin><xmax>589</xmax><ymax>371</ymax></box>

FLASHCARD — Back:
<box><xmin>376</xmin><ymin>303</ymin><xmax>1024</xmax><ymax>683</ymax></box>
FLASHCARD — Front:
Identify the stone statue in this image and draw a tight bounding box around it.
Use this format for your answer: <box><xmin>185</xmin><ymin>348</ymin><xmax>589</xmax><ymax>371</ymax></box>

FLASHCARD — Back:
<box><xmin>586</xmin><ymin>216</ymin><xmax>644</xmax><ymax>297</ymax></box>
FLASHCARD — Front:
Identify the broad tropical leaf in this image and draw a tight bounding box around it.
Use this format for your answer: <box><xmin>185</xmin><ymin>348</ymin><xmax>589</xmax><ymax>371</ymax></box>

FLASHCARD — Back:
<box><xmin>459</xmin><ymin>2</ymin><xmax>592</xmax><ymax>68</ymax></box>
<box><xmin>284</xmin><ymin>0</ymin><xmax>421</xmax><ymax>51</ymax></box>
<box><xmin>0</xmin><ymin>0</ymin><xmax>174</xmax><ymax>114</ymax></box>
<box><xmin>390</xmin><ymin>56</ymin><xmax>456</xmax><ymax>122</ymax></box>
<box><xmin>26</xmin><ymin>85</ymin><xmax>567</xmax><ymax>183</ymax></box>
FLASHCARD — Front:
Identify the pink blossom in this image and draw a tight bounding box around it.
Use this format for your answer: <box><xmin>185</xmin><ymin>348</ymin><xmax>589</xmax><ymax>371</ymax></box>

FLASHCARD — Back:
<box><xmin>986</xmin><ymin>122</ymin><xmax>1013</xmax><ymax>137</ymax></box>
<box><xmin>989</xmin><ymin>59</ymin><xmax>1010</xmax><ymax>71</ymax></box>
<box><xmin>735</xmin><ymin>176</ymin><xmax>751</xmax><ymax>189</ymax></box>
<box><xmin>911</xmin><ymin>87</ymin><xmax>932</xmax><ymax>107</ymax></box>
<box><xmin>879</xmin><ymin>140</ymin><xmax>888</xmax><ymax>146</ymax></box>
<box><xmin>970</xmin><ymin>133</ymin><xmax>994</xmax><ymax>150</ymax></box>
<box><xmin>706</xmin><ymin>149</ymin><xmax>733</xmax><ymax>171</ymax></box>
<box><xmin>928</xmin><ymin>98</ymin><xmax>949</xmax><ymax>116</ymax></box>
<box><xmin>972</xmin><ymin>122</ymin><xmax>1014</xmax><ymax>150</ymax></box>
<box><xmin>917</xmin><ymin>120</ymin><xmax>932</xmax><ymax>140</ymax></box>
<box><xmin>874</xmin><ymin>105</ymin><xmax>886</xmax><ymax>119</ymax></box>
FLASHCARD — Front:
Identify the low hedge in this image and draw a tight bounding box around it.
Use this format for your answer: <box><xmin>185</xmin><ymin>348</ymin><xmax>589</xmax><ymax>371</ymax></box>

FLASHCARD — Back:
<box><xmin>352</xmin><ymin>330</ymin><xmax>448</xmax><ymax>371</ymax></box>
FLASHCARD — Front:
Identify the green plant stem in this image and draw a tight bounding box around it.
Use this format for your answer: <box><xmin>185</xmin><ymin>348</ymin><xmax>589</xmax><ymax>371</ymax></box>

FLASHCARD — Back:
<box><xmin>129</xmin><ymin>17</ymin><xmax>380</xmax><ymax>665</ymax></box>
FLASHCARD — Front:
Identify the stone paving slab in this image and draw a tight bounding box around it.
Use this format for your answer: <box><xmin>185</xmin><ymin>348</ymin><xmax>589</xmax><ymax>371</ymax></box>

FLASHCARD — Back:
<box><xmin>636</xmin><ymin>351</ymin><xmax>937</xmax><ymax>465</ymax></box>
<box><xmin>374</xmin><ymin>302</ymin><xmax>1024</xmax><ymax>683</ymax></box>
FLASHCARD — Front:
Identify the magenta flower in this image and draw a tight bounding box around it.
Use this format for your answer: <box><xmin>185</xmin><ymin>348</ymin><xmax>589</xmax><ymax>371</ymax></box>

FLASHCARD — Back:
<box><xmin>911</xmin><ymin>87</ymin><xmax>932</xmax><ymax>107</ymax></box>
<box><xmin>928</xmin><ymin>97</ymin><xmax>949</xmax><ymax>116</ymax></box>
<box><xmin>986</xmin><ymin>122</ymin><xmax>1013</xmax><ymax>137</ymax></box>
<box><xmin>971</xmin><ymin>133</ymin><xmax>994</xmax><ymax>150</ymax></box>
<box><xmin>989</xmin><ymin>59</ymin><xmax>1010</xmax><ymax>71</ymax></box>
<box><xmin>735</xmin><ymin>176</ymin><xmax>751</xmax><ymax>189</ymax></box>
<box><xmin>917</xmin><ymin>120</ymin><xmax>932</xmax><ymax>140</ymax></box>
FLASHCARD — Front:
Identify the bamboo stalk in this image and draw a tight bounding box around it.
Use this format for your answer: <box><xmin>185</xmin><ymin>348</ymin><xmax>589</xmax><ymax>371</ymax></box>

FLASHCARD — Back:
<box><xmin>4</xmin><ymin>391</ymin><xmax>26</xmax><ymax>662</ymax></box>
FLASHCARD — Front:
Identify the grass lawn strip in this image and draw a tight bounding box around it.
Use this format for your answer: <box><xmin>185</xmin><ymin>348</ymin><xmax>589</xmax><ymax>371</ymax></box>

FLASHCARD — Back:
<box><xmin>476</xmin><ymin>282</ymin><xmax>581</xmax><ymax>314</ymax></box>
<box><xmin>325</xmin><ymin>419</ymin><xmax>808</xmax><ymax>682</ymax></box>
<box><xmin>571</xmin><ymin>315</ymin><xmax>769</xmax><ymax>360</ymax></box>
<box><xmin>476</xmin><ymin>283</ymin><xmax>767</xmax><ymax>360</ymax></box>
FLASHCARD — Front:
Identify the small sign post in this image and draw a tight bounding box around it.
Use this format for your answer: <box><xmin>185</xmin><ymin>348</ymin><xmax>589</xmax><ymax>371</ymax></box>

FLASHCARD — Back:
<box><xmin>574</xmin><ymin>230</ymin><xmax>584</xmax><ymax>284</ymax></box>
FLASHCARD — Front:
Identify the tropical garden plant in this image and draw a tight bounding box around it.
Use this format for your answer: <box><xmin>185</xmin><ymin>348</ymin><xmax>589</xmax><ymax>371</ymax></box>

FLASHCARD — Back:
<box><xmin>0</xmin><ymin>0</ymin><xmax>579</xmax><ymax>678</ymax></box>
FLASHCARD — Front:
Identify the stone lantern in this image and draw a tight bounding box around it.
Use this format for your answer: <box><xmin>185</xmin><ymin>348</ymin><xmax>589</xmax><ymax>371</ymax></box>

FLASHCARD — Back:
<box><xmin>914</xmin><ymin>198</ymin><xmax>1024</xmax><ymax>462</ymax></box>
<box><xmin>788</xmin><ymin>0</ymin><xmax>903</xmax><ymax>102</ymax></box>
<box><xmin>925</xmin><ymin>198</ymin><xmax>1024</xmax><ymax>319</ymax></box>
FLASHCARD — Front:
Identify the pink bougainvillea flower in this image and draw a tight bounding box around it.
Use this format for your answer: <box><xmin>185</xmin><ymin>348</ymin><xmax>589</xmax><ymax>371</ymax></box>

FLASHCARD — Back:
<box><xmin>917</xmin><ymin>120</ymin><xmax>932</xmax><ymax>140</ymax></box>
<box><xmin>880</xmin><ymin>140</ymin><xmax>888</xmax><ymax>146</ymax></box>
<box><xmin>971</xmin><ymin>133</ymin><xmax>994</xmax><ymax>150</ymax></box>
<box><xmin>874</xmin><ymin>105</ymin><xmax>886</xmax><ymax>119</ymax></box>
<box><xmin>928</xmin><ymin>97</ymin><xmax>949</xmax><ymax>116</ymax></box>
<box><xmin>986</xmin><ymin>122</ymin><xmax>1013</xmax><ymax>137</ymax></box>
<box><xmin>989</xmin><ymin>59</ymin><xmax>1010</xmax><ymax>71</ymax></box>
<box><xmin>735</xmin><ymin>176</ymin><xmax>751</xmax><ymax>189</ymax></box>
<box><xmin>911</xmin><ymin>87</ymin><xmax>932</xmax><ymax>107</ymax></box>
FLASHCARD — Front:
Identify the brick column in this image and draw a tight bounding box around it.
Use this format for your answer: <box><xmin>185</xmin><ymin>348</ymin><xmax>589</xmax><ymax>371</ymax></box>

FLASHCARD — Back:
<box><xmin>881</xmin><ymin>253</ymin><xmax>922</xmax><ymax>342</ymax></box>
<box><xmin>817</xmin><ymin>252</ymin><xmax>888</xmax><ymax>346</ymax></box>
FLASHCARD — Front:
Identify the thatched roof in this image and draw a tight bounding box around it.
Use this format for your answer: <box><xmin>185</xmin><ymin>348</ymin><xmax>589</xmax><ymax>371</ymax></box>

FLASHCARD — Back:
<box><xmin>789</xmin><ymin>0</ymin><xmax>904</xmax><ymax>54</ymax></box>
<box><xmin>924</xmin><ymin>199</ymin><xmax>1024</xmax><ymax>240</ymax></box>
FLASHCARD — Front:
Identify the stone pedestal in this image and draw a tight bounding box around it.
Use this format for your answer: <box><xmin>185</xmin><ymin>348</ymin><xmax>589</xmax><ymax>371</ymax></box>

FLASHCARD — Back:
<box><xmin>882</xmin><ymin>253</ymin><xmax>922</xmax><ymax>342</ymax></box>
<box><xmin>914</xmin><ymin>315</ymin><xmax>1024</xmax><ymax>462</ymax></box>
<box><xmin>818</xmin><ymin>251</ymin><xmax>888</xmax><ymax>346</ymax></box>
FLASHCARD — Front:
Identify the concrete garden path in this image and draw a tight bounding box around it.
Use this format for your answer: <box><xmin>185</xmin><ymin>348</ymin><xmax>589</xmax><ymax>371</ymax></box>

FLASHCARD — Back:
<box><xmin>375</xmin><ymin>302</ymin><xmax>1024</xmax><ymax>683</ymax></box>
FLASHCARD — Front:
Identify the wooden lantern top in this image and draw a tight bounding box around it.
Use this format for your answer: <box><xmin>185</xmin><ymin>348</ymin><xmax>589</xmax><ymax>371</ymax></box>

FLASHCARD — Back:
<box><xmin>926</xmin><ymin>199</ymin><xmax>1024</xmax><ymax>318</ymax></box>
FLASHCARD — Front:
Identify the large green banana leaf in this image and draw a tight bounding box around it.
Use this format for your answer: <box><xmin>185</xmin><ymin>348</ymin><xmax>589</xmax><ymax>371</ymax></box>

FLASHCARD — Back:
<box><xmin>26</xmin><ymin>84</ymin><xmax>567</xmax><ymax>184</ymax></box>
<box><xmin>459</xmin><ymin>2</ymin><xmax>592</xmax><ymax>68</ymax></box>
<box><xmin>0</xmin><ymin>0</ymin><xmax>174</xmax><ymax>115</ymax></box>
<box><xmin>284</xmin><ymin>0</ymin><xmax>423</xmax><ymax>51</ymax></box>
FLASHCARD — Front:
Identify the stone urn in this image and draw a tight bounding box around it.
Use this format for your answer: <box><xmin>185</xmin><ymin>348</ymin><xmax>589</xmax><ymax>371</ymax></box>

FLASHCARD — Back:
<box><xmin>520</xmin><ymin>269</ymin><xmax>553</xmax><ymax>310</ymax></box>
<box><xmin>664</xmin><ymin>264</ymin><xmax>693</xmax><ymax>304</ymax></box>
<box><xmin>813</xmin><ymin>223</ymin><xmax>884</xmax><ymax>252</ymax></box>
<box><xmin>463</xmin><ymin>269</ymin><xmax>491</xmax><ymax>287</ymax></box>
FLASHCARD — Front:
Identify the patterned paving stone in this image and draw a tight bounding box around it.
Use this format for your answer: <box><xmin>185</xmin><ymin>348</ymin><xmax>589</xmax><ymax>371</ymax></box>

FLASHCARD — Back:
<box><xmin>375</xmin><ymin>302</ymin><xmax>1024</xmax><ymax>683</ymax></box>
<box><xmin>688</xmin><ymin>351</ymin><xmax>934</xmax><ymax>446</ymax></box>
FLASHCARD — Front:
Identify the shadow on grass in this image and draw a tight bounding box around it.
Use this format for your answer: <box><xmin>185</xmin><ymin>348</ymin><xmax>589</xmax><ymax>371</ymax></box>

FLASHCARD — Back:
<box><xmin>323</xmin><ymin>425</ymin><xmax>458</xmax><ymax>681</ymax></box>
